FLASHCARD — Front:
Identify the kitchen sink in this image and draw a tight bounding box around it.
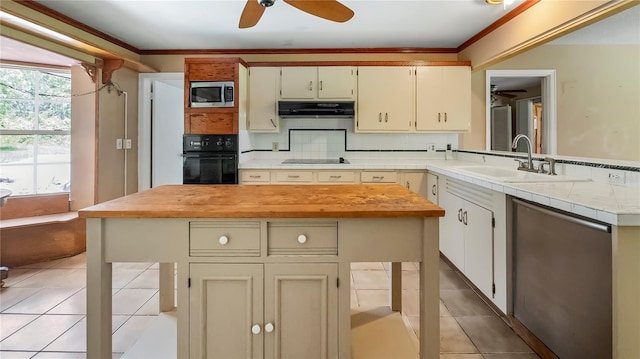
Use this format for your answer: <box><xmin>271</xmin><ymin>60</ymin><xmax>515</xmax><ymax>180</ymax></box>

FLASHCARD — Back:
<box><xmin>453</xmin><ymin>166</ymin><xmax>590</xmax><ymax>183</ymax></box>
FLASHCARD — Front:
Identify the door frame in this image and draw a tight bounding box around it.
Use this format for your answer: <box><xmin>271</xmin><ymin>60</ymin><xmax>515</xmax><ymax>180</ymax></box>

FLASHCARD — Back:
<box><xmin>138</xmin><ymin>72</ymin><xmax>184</xmax><ymax>191</ymax></box>
<box><xmin>485</xmin><ymin>69</ymin><xmax>556</xmax><ymax>154</ymax></box>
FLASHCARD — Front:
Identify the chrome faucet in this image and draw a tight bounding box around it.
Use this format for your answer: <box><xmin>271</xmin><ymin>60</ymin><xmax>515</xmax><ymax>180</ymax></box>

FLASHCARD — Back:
<box><xmin>511</xmin><ymin>134</ymin><xmax>536</xmax><ymax>172</ymax></box>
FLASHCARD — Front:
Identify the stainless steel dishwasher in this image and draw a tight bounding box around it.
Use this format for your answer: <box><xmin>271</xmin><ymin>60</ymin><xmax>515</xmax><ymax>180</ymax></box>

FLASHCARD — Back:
<box><xmin>510</xmin><ymin>197</ymin><xmax>612</xmax><ymax>359</ymax></box>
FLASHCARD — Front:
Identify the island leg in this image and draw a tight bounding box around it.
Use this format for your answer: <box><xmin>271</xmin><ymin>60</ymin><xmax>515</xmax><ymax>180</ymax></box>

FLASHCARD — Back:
<box><xmin>86</xmin><ymin>218</ymin><xmax>113</xmax><ymax>358</ymax></box>
<box><xmin>389</xmin><ymin>262</ymin><xmax>402</xmax><ymax>311</ymax></box>
<box><xmin>159</xmin><ymin>262</ymin><xmax>175</xmax><ymax>311</ymax></box>
<box><xmin>420</xmin><ymin>217</ymin><xmax>440</xmax><ymax>359</ymax></box>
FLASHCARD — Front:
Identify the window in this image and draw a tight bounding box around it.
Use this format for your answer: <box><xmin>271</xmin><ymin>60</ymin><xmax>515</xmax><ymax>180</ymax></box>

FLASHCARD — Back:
<box><xmin>0</xmin><ymin>65</ymin><xmax>71</xmax><ymax>195</ymax></box>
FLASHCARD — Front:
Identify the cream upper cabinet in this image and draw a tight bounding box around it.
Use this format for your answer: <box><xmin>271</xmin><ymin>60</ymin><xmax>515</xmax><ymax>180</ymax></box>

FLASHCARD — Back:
<box><xmin>248</xmin><ymin>67</ymin><xmax>279</xmax><ymax>132</ymax></box>
<box><xmin>280</xmin><ymin>66</ymin><xmax>355</xmax><ymax>100</ymax></box>
<box><xmin>416</xmin><ymin>66</ymin><xmax>471</xmax><ymax>132</ymax></box>
<box><xmin>356</xmin><ymin>66</ymin><xmax>414</xmax><ymax>132</ymax></box>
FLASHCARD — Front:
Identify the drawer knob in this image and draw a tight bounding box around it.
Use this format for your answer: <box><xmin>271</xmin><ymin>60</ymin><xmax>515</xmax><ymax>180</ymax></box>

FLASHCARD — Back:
<box><xmin>218</xmin><ymin>235</ymin><xmax>229</xmax><ymax>245</ymax></box>
<box><xmin>297</xmin><ymin>234</ymin><xmax>307</xmax><ymax>244</ymax></box>
<box><xmin>251</xmin><ymin>324</ymin><xmax>261</xmax><ymax>334</ymax></box>
<box><xmin>265</xmin><ymin>322</ymin><xmax>274</xmax><ymax>333</ymax></box>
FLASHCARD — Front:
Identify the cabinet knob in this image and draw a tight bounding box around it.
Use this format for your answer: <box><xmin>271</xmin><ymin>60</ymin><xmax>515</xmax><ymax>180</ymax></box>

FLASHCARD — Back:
<box><xmin>297</xmin><ymin>234</ymin><xmax>307</xmax><ymax>244</ymax></box>
<box><xmin>251</xmin><ymin>324</ymin><xmax>261</xmax><ymax>334</ymax></box>
<box><xmin>265</xmin><ymin>322</ymin><xmax>274</xmax><ymax>333</ymax></box>
<box><xmin>218</xmin><ymin>235</ymin><xmax>229</xmax><ymax>245</ymax></box>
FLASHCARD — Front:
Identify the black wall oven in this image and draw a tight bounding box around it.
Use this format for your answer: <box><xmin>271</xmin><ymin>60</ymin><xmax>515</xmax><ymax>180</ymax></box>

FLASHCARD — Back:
<box><xmin>183</xmin><ymin>134</ymin><xmax>238</xmax><ymax>184</ymax></box>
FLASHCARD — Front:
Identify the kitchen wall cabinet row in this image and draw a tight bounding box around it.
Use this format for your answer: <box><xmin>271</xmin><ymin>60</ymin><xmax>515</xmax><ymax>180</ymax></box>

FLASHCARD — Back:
<box><xmin>240</xmin><ymin>169</ymin><xmax>429</xmax><ymax>197</ymax></box>
<box><xmin>247</xmin><ymin>65</ymin><xmax>471</xmax><ymax>133</ymax></box>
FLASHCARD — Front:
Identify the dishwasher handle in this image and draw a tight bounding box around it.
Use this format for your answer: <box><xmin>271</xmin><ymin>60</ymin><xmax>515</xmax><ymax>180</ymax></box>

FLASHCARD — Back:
<box><xmin>513</xmin><ymin>198</ymin><xmax>611</xmax><ymax>233</ymax></box>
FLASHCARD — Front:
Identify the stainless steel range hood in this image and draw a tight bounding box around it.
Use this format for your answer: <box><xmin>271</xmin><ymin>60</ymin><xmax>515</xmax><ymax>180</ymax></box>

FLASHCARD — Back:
<box><xmin>278</xmin><ymin>101</ymin><xmax>355</xmax><ymax>118</ymax></box>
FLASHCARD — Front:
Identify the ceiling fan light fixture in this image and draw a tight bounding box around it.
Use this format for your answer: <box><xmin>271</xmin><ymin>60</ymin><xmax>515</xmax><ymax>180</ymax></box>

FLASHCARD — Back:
<box><xmin>485</xmin><ymin>0</ymin><xmax>514</xmax><ymax>5</ymax></box>
<box><xmin>259</xmin><ymin>0</ymin><xmax>275</xmax><ymax>7</ymax></box>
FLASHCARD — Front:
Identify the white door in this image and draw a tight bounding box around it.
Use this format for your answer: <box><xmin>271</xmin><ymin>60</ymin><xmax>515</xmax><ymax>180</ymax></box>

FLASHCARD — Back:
<box><xmin>152</xmin><ymin>80</ymin><xmax>183</xmax><ymax>187</ymax></box>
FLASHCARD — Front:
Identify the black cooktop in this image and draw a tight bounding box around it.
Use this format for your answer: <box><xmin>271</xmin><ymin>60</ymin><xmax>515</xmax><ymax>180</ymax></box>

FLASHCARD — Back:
<box><xmin>282</xmin><ymin>157</ymin><xmax>349</xmax><ymax>164</ymax></box>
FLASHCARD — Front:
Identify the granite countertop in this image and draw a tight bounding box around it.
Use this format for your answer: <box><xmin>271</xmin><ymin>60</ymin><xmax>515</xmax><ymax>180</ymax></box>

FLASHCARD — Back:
<box><xmin>79</xmin><ymin>184</ymin><xmax>444</xmax><ymax>219</ymax></box>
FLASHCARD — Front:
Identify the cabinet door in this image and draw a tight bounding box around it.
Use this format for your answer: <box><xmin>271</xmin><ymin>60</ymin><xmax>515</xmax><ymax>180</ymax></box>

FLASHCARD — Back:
<box><xmin>416</xmin><ymin>66</ymin><xmax>471</xmax><ymax>132</ymax></box>
<box><xmin>415</xmin><ymin>66</ymin><xmax>442</xmax><ymax>131</ymax></box>
<box><xmin>264</xmin><ymin>263</ymin><xmax>338</xmax><ymax>359</ymax></box>
<box><xmin>248</xmin><ymin>67</ymin><xmax>279</xmax><ymax>132</ymax></box>
<box><xmin>357</xmin><ymin>67</ymin><xmax>413</xmax><ymax>132</ymax></box>
<box><xmin>280</xmin><ymin>67</ymin><xmax>315</xmax><ymax>99</ymax></box>
<box><xmin>463</xmin><ymin>201</ymin><xmax>494</xmax><ymax>298</ymax></box>
<box><xmin>441</xmin><ymin>66</ymin><xmax>471</xmax><ymax>131</ymax></box>
<box><xmin>318</xmin><ymin>66</ymin><xmax>355</xmax><ymax>99</ymax></box>
<box><xmin>426</xmin><ymin>173</ymin><xmax>438</xmax><ymax>204</ymax></box>
<box><xmin>402</xmin><ymin>172</ymin><xmax>428</xmax><ymax>198</ymax></box>
<box><xmin>189</xmin><ymin>263</ymin><xmax>263</xmax><ymax>359</ymax></box>
<box><xmin>439</xmin><ymin>190</ymin><xmax>465</xmax><ymax>270</ymax></box>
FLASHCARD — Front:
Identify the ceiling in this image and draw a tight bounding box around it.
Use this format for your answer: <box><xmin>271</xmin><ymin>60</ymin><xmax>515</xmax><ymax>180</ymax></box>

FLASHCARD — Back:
<box><xmin>0</xmin><ymin>2</ymin><xmax>637</xmax><ymax>69</ymax></box>
<box><xmin>29</xmin><ymin>0</ymin><xmax>527</xmax><ymax>50</ymax></box>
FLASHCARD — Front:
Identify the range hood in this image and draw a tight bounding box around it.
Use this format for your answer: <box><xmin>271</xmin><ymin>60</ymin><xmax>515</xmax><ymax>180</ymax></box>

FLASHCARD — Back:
<box><xmin>278</xmin><ymin>101</ymin><xmax>355</xmax><ymax>118</ymax></box>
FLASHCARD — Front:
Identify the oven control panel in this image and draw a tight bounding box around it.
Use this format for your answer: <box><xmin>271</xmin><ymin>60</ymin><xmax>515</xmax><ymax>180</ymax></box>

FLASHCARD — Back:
<box><xmin>184</xmin><ymin>135</ymin><xmax>238</xmax><ymax>152</ymax></box>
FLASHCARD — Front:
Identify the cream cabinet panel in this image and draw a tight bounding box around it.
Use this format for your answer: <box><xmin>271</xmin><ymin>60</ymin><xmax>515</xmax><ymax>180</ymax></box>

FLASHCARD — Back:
<box><xmin>401</xmin><ymin>172</ymin><xmax>428</xmax><ymax>198</ymax></box>
<box><xmin>439</xmin><ymin>188</ymin><xmax>465</xmax><ymax>270</ymax></box>
<box><xmin>189</xmin><ymin>263</ymin><xmax>264</xmax><ymax>359</ymax></box>
<box><xmin>416</xmin><ymin>66</ymin><xmax>471</xmax><ymax>132</ymax></box>
<box><xmin>426</xmin><ymin>172</ymin><xmax>439</xmax><ymax>204</ymax></box>
<box><xmin>360</xmin><ymin>171</ymin><xmax>398</xmax><ymax>183</ymax></box>
<box><xmin>274</xmin><ymin>171</ymin><xmax>314</xmax><ymax>183</ymax></box>
<box><xmin>248</xmin><ymin>67</ymin><xmax>279</xmax><ymax>132</ymax></box>
<box><xmin>317</xmin><ymin>67</ymin><xmax>355</xmax><ymax>99</ymax></box>
<box><xmin>280</xmin><ymin>66</ymin><xmax>355</xmax><ymax>100</ymax></box>
<box><xmin>241</xmin><ymin>170</ymin><xmax>271</xmax><ymax>184</ymax></box>
<box><xmin>264</xmin><ymin>263</ymin><xmax>338</xmax><ymax>359</ymax></box>
<box><xmin>356</xmin><ymin>67</ymin><xmax>413</xmax><ymax>132</ymax></box>
<box><xmin>280</xmin><ymin>67</ymin><xmax>316</xmax><ymax>99</ymax></box>
<box><xmin>463</xmin><ymin>200</ymin><xmax>494</xmax><ymax>298</ymax></box>
<box><xmin>317</xmin><ymin>171</ymin><xmax>357</xmax><ymax>183</ymax></box>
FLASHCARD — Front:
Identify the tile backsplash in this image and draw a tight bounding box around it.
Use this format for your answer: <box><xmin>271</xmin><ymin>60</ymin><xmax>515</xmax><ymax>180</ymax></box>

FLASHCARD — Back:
<box><xmin>241</xmin><ymin>117</ymin><xmax>458</xmax><ymax>160</ymax></box>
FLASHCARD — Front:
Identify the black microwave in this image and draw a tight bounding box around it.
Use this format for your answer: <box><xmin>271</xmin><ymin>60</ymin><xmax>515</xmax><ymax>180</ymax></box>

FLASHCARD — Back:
<box><xmin>190</xmin><ymin>81</ymin><xmax>234</xmax><ymax>108</ymax></box>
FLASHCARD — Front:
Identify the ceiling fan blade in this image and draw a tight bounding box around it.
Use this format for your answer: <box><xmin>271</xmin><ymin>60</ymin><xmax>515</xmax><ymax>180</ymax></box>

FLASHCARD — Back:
<box><xmin>495</xmin><ymin>92</ymin><xmax>517</xmax><ymax>98</ymax></box>
<box><xmin>239</xmin><ymin>0</ymin><xmax>266</xmax><ymax>29</ymax></box>
<box><xmin>284</xmin><ymin>0</ymin><xmax>354</xmax><ymax>23</ymax></box>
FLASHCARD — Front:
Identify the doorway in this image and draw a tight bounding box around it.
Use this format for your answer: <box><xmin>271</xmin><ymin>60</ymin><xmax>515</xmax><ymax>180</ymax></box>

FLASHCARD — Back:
<box><xmin>138</xmin><ymin>73</ymin><xmax>184</xmax><ymax>191</ymax></box>
<box><xmin>485</xmin><ymin>70</ymin><xmax>556</xmax><ymax>155</ymax></box>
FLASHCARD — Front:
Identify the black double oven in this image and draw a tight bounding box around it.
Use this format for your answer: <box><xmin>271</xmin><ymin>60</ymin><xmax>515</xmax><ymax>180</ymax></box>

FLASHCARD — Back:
<box><xmin>183</xmin><ymin>134</ymin><xmax>238</xmax><ymax>185</ymax></box>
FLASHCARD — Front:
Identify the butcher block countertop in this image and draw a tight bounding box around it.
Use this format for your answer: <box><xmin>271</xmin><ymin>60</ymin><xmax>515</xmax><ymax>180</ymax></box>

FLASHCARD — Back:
<box><xmin>79</xmin><ymin>184</ymin><xmax>444</xmax><ymax>219</ymax></box>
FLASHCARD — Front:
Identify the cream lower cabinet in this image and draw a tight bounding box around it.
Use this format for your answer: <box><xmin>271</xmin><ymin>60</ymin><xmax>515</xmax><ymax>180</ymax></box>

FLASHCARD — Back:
<box><xmin>400</xmin><ymin>172</ymin><xmax>428</xmax><ymax>198</ymax></box>
<box><xmin>190</xmin><ymin>262</ymin><xmax>338</xmax><ymax>359</ymax></box>
<box><xmin>439</xmin><ymin>177</ymin><xmax>494</xmax><ymax>299</ymax></box>
<box><xmin>426</xmin><ymin>172</ymin><xmax>438</xmax><ymax>204</ymax></box>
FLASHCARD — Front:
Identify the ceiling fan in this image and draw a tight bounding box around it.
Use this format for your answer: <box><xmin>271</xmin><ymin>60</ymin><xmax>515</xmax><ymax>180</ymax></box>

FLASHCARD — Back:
<box><xmin>239</xmin><ymin>0</ymin><xmax>354</xmax><ymax>29</ymax></box>
<box><xmin>490</xmin><ymin>84</ymin><xmax>527</xmax><ymax>99</ymax></box>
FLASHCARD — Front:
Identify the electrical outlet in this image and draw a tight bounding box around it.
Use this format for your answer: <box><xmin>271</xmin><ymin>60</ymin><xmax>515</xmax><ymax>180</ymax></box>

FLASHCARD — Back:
<box><xmin>124</xmin><ymin>139</ymin><xmax>132</xmax><ymax>149</ymax></box>
<box><xmin>116</xmin><ymin>139</ymin><xmax>123</xmax><ymax>149</ymax></box>
<box><xmin>426</xmin><ymin>143</ymin><xmax>436</xmax><ymax>152</ymax></box>
<box><xmin>272</xmin><ymin>142</ymin><xmax>279</xmax><ymax>151</ymax></box>
<box><xmin>608</xmin><ymin>172</ymin><xmax>625</xmax><ymax>185</ymax></box>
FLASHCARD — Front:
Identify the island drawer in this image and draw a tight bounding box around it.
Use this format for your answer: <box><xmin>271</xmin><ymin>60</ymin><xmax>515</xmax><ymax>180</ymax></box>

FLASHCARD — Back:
<box><xmin>190</xmin><ymin>221</ymin><xmax>261</xmax><ymax>256</ymax></box>
<box><xmin>274</xmin><ymin>171</ymin><xmax>313</xmax><ymax>183</ymax></box>
<box><xmin>241</xmin><ymin>170</ymin><xmax>271</xmax><ymax>183</ymax></box>
<box><xmin>361</xmin><ymin>171</ymin><xmax>398</xmax><ymax>183</ymax></box>
<box><xmin>267</xmin><ymin>222</ymin><xmax>338</xmax><ymax>256</ymax></box>
<box><xmin>317</xmin><ymin>171</ymin><xmax>356</xmax><ymax>183</ymax></box>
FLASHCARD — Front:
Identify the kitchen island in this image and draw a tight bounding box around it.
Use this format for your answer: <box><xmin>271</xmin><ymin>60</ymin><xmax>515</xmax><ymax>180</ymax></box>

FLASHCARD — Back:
<box><xmin>79</xmin><ymin>184</ymin><xmax>444</xmax><ymax>358</ymax></box>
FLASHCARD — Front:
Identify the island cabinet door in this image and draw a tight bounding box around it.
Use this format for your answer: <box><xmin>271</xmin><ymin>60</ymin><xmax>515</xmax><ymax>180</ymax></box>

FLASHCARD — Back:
<box><xmin>263</xmin><ymin>263</ymin><xmax>338</xmax><ymax>359</ymax></box>
<box><xmin>189</xmin><ymin>263</ymin><xmax>264</xmax><ymax>359</ymax></box>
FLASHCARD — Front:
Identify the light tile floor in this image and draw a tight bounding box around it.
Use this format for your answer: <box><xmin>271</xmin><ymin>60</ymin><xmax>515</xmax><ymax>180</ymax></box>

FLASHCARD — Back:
<box><xmin>1</xmin><ymin>252</ymin><xmax>538</xmax><ymax>358</ymax></box>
